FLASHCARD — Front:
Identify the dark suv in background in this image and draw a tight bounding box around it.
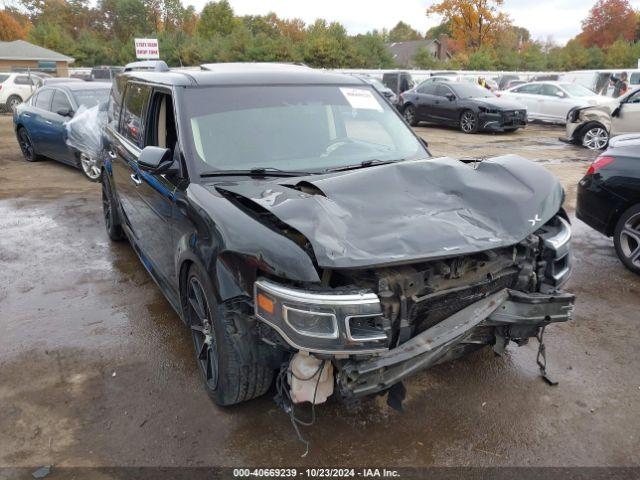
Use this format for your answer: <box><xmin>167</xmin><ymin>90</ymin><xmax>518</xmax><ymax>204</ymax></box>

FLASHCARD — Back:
<box><xmin>101</xmin><ymin>63</ymin><xmax>573</xmax><ymax>408</ymax></box>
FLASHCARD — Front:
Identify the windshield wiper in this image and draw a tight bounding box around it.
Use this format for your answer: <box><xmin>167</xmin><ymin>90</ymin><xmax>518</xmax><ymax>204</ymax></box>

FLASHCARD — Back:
<box><xmin>200</xmin><ymin>167</ymin><xmax>312</xmax><ymax>178</ymax></box>
<box><xmin>325</xmin><ymin>159</ymin><xmax>402</xmax><ymax>173</ymax></box>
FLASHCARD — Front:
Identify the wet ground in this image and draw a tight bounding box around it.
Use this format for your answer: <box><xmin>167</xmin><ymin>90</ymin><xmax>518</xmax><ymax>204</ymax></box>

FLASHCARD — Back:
<box><xmin>1</xmin><ymin>117</ymin><xmax>639</xmax><ymax>468</ymax></box>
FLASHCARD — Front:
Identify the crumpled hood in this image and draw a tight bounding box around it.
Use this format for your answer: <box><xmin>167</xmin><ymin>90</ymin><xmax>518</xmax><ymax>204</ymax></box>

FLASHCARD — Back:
<box><xmin>210</xmin><ymin>155</ymin><xmax>564</xmax><ymax>269</ymax></box>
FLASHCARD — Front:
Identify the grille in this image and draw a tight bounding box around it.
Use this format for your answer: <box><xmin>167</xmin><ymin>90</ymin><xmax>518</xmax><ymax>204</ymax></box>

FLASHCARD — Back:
<box><xmin>411</xmin><ymin>271</ymin><xmax>519</xmax><ymax>333</ymax></box>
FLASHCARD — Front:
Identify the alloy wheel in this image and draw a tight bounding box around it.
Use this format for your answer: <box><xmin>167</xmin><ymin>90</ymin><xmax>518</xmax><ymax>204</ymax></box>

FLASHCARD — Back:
<box><xmin>404</xmin><ymin>107</ymin><xmax>415</xmax><ymax>125</ymax></box>
<box><xmin>188</xmin><ymin>277</ymin><xmax>219</xmax><ymax>389</ymax></box>
<box><xmin>619</xmin><ymin>212</ymin><xmax>640</xmax><ymax>268</ymax></box>
<box><xmin>18</xmin><ymin>129</ymin><xmax>34</xmax><ymax>161</ymax></box>
<box><xmin>9</xmin><ymin>97</ymin><xmax>21</xmax><ymax>111</ymax></box>
<box><xmin>582</xmin><ymin>127</ymin><xmax>608</xmax><ymax>150</ymax></box>
<box><xmin>461</xmin><ymin>111</ymin><xmax>476</xmax><ymax>133</ymax></box>
<box><xmin>80</xmin><ymin>153</ymin><xmax>101</xmax><ymax>180</ymax></box>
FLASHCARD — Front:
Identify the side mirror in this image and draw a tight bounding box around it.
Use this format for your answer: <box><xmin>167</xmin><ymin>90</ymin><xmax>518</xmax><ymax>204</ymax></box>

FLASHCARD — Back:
<box><xmin>555</xmin><ymin>91</ymin><xmax>566</xmax><ymax>98</ymax></box>
<box><xmin>138</xmin><ymin>146</ymin><xmax>174</xmax><ymax>173</ymax></box>
<box><xmin>446</xmin><ymin>93</ymin><xmax>456</xmax><ymax>101</ymax></box>
<box><xmin>57</xmin><ymin>108</ymin><xmax>74</xmax><ymax>117</ymax></box>
<box><xmin>612</xmin><ymin>105</ymin><xmax>621</xmax><ymax>118</ymax></box>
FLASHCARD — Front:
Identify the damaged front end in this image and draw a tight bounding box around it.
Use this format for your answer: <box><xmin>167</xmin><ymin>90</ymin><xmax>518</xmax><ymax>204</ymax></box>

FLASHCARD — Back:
<box><xmin>254</xmin><ymin>214</ymin><xmax>574</xmax><ymax>403</ymax></box>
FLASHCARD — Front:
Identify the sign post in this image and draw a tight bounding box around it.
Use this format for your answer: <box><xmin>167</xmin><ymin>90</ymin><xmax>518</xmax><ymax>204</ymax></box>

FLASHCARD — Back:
<box><xmin>134</xmin><ymin>38</ymin><xmax>160</xmax><ymax>60</ymax></box>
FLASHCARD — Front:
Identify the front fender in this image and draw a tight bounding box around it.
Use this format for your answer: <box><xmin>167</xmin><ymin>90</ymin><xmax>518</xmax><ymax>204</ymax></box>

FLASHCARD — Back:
<box><xmin>175</xmin><ymin>183</ymin><xmax>321</xmax><ymax>303</ymax></box>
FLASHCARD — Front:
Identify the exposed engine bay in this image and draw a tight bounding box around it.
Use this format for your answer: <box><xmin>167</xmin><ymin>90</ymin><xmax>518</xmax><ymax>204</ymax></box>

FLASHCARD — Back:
<box><xmin>253</xmin><ymin>214</ymin><xmax>573</xmax><ymax>407</ymax></box>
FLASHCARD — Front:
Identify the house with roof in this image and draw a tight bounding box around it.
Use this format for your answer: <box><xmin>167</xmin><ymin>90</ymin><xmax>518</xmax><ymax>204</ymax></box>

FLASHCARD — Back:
<box><xmin>386</xmin><ymin>37</ymin><xmax>451</xmax><ymax>68</ymax></box>
<box><xmin>0</xmin><ymin>40</ymin><xmax>74</xmax><ymax>77</ymax></box>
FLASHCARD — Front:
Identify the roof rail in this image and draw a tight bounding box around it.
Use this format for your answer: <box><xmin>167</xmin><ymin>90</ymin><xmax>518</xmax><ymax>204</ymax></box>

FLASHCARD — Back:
<box><xmin>124</xmin><ymin>60</ymin><xmax>169</xmax><ymax>72</ymax></box>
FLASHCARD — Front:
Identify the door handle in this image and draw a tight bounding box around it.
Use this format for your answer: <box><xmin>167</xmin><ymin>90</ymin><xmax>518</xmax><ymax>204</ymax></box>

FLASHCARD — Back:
<box><xmin>130</xmin><ymin>173</ymin><xmax>142</xmax><ymax>185</ymax></box>
<box><xmin>107</xmin><ymin>150</ymin><xmax>117</xmax><ymax>159</ymax></box>
<box><xmin>45</xmin><ymin>120</ymin><xmax>52</xmax><ymax>125</ymax></box>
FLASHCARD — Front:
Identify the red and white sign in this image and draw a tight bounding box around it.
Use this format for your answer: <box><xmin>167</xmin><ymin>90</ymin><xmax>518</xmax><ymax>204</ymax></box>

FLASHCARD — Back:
<box><xmin>134</xmin><ymin>38</ymin><xmax>160</xmax><ymax>60</ymax></box>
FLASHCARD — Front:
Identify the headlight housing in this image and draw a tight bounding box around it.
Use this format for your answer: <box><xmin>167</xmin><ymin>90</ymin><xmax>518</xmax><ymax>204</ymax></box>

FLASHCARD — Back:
<box><xmin>254</xmin><ymin>279</ymin><xmax>389</xmax><ymax>354</ymax></box>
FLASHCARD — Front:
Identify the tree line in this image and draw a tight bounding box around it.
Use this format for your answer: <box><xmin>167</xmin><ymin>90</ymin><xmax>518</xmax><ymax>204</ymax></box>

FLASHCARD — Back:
<box><xmin>0</xmin><ymin>0</ymin><xmax>639</xmax><ymax>71</ymax></box>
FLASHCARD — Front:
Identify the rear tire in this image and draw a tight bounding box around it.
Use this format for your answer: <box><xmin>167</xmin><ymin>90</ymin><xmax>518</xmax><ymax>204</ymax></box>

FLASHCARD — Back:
<box><xmin>403</xmin><ymin>105</ymin><xmax>418</xmax><ymax>127</ymax></box>
<box><xmin>101</xmin><ymin>171</ymin><xmax>124</xmax><ymax>241</ymax></box>
<box><xmin>581</xmin><ymin>123</ymin><xmax>609</xmax><ymax>150</ymax></box>
<box><xmin>185</xmin><ymin>264</ymin><xmax>274</xmax><ymax>406</ymax></box>
<box><xmin>7</xmin><ymin>95</ymin><xmax>22</xmax><ymax>112</ymax></box>
<box><xmin>613</xmin><ymin>204</ymin><xmax>640</xmax><ymax>275</ymax></box>
<box><xmin>460</xmin><ymin>110</ymin><xmax>478</xmax><ymax>133</ymax></box>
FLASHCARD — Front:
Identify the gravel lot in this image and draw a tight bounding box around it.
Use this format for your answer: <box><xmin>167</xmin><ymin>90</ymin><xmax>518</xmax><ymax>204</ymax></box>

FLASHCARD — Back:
<box><xmin>1</xmin><ymin>115</ymin><xmax>639</xmax><ymax>468</ymax></box>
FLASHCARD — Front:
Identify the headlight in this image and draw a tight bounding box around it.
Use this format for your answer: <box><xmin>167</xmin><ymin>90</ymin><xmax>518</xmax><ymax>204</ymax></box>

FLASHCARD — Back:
<box><xmin>479</xmin><ymin>106</ymin><xmax>500</xmax><ymax>114</ymax></box>
<box><xmin>537</xmin><ymin>215</ymin><xmax>572</xmax><ymax>292</ymax></box>
<box><xmin>566</xmin><ymin>107</ymin><xmax>581</xmax><ymax>123</ymax></box>
<box><xmin>254</xmin><ymin>279</ymin><xmax>389</xmax><ymax>354</ymax></box>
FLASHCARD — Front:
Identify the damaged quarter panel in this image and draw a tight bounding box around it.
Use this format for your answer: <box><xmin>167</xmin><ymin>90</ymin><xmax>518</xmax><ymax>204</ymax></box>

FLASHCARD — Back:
<box><xmin>215</xmin><ymin>154</ymin><xmax>564</xmax><ymax>269</ymax></box>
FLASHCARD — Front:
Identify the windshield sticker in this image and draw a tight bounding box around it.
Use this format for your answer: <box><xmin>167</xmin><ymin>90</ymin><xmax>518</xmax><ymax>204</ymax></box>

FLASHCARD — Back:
<box><xmin>340</xmin><ymin>87</ymin><xmax>383</xmax><ymax>112</ymax></box>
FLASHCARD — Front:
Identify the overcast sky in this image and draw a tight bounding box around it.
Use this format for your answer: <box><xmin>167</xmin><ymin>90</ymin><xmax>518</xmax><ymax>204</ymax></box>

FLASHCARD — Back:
<box><xmin>183</xmin><ymin>0</ymin><xmax>640</xmax><ymax>45</ymax></box>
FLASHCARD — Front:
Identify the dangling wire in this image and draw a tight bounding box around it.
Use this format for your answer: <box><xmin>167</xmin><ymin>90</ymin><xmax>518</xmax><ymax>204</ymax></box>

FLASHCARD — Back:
<box><xmin>274</xmin><ymin>359</ymin><xmax>326</xmax><ymax>457</ymax></box>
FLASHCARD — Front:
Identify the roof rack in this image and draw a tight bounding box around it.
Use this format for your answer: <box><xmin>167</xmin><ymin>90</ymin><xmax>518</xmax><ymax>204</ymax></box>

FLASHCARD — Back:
<box><xmin>124</xmin><ymin>60</ymin><xmax>169</xmax><ymax>72</ymax></box>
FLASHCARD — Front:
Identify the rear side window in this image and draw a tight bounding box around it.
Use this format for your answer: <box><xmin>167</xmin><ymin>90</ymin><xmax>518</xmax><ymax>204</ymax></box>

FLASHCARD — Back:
<box><xmin>35</xmin><ymin>89</ymin><xmax>53</xmax><ymax>110</ymax></box>
<box><xmin>0</xmin><ymin>74</ymin><xmax>9</xmax><ymax>83</ymax></box>
<box><xmin>630</xmin><ymin>73</ymin><xmax>640</xmax><ymax>84</ymax></box>
<box><xmin>14</xmin><ymin>75</ymin><xmax>36</xmax><ymax>85</ymax></box>
<box><xmin>120</xmin><ymin>82</ymin><xmax>151</xmax><ymax>147</ymax></box>
<box><xmin>51</xmin><ymin>90</ymin><xmax>72</xmax><ymax>114</ymax></box>
<box><xmin>417</xmin><ymin>83</ymin><xmax>436</xmax><ymax>95</ymax></box>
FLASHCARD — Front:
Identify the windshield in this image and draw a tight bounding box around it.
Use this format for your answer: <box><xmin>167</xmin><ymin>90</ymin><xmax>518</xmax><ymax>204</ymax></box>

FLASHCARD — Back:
<box><xmin>183</xmin><ymin>85</ymin><xmax>428</xmax><ymax>174</ymax></box>
<box><xmin>560</xmin><ymin>83</ymin><xmax>596</xmax><ymax>97</ymax></box>
<box><xmin>450</xmin><ymin>83</ymin><xmax>495</xmax><ymax>99</ymax></box>
<box><xmin>73</xmin><ymin>89</ymin><xmax>110</xmax><ymax>108</ymax></box>
<box><xmin>363</xmin><ymin>77</ymin><xmax>386</xmax><ymax>91</ymax></box>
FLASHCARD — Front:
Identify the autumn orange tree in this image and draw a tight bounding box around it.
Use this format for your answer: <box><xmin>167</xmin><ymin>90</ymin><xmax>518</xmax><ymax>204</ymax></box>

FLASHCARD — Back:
<box><xmin>0</xmin><ymin>9</ymin><xmax>30</xmax><ymax>41</ymax></box>
<box><xmin>578</xmin><ymin>0</ymin><xmax>638</xmax><ymax>48</ymax></box>
<box><xmin>426</xmin><ymin>0</ymin><xmax>510</xmax><ymax>52</ymax></box>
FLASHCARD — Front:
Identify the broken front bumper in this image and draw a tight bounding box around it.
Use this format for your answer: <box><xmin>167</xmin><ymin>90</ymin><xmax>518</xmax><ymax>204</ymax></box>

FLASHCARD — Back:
<box><xmin>339</xmin><ymin>288</ymin><xmax>574</xmax><ymax>398</ymax></box>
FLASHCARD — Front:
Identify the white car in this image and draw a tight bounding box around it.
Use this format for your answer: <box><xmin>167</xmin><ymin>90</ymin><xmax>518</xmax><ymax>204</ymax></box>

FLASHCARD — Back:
<box><xmin>0</xmin><ymin>73</ymin><xmax>42</xmax><ymax>111</ymax></box>
<box><xmin>498</xmin><ymin>81</ymin><xmax>613</xmax><ymax>124</ymax></box>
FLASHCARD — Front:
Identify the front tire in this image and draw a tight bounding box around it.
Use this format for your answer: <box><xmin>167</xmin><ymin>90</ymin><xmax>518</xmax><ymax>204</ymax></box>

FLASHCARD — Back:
<box><xmin>17</xmin><ymin>127</ymin><xmax>40</xmax><ymax>162</ymax></box>
<box><xmin>581</xmin><ymin>124</ymin><xmax>609</xmax><ymax>150</ymax></box>
<box><xmin>460</xmin><ymin>110</ymin><xmax>478</xmax><ymax>133</ymax></box>
<box><xmin>101</xmin><ymin>171</ymin><xmax>124</xmax><ymax>241</ymax></box>
<box><xmin>613</xmin><ymin>204</ymin><xmax>640</xmax><ymax>275</ymax></box>
<box><xmin>79</xmin><ymin>153</ymin><xmax>101</xmax><ymax>182</ymax></box>
<box><xmin>403</xmin><ymin>105</ymin><xmax>418</xmax><ymax>127</ymax></box>
<box><xmin>186</xmin><ymin>264</ymin><xmax>274</xmax><ymax>406</ymax></box>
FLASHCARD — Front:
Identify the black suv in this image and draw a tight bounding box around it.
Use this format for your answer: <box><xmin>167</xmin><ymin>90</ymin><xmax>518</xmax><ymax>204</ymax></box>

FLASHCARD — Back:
<box><xmin>101</xmin><ymin>63</ymin><xmax>574</xmax><ymax>407</ymax></box>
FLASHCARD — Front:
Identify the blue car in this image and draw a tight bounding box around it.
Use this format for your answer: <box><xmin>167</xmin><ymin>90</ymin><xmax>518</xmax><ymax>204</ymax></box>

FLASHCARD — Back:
<box><xmin>13</xmin><ymin>82</ymin><xmax>111</xmax><ymax>181</ymax></box>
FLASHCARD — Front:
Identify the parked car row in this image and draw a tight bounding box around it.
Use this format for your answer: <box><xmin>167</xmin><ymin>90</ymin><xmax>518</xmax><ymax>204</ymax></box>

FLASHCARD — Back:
<box><xmin>497</xmin><ymin>81</ymin><xmax>612</xmax><ymax>124</ymax></box>
<box><xmin>13</xmin><ymin>81</ymin><xmax>111</xmax><ymax>180</ymax></box>
<box><xmin>400</xmin><ymin>81</ymin><xmax>527</xmax><ymax>133</ymax></box>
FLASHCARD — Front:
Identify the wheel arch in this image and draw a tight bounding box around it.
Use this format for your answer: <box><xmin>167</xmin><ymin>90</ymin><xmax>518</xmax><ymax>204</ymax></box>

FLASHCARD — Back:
<box><xmin>576</xmin><ymin>121</ymin><xmax>609</xmax><ymax>143</ymax></box>
<box><xmin>606</xmin><ymin>200</ymin><xmax>640</xmax><ymax>237</ymax></box>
